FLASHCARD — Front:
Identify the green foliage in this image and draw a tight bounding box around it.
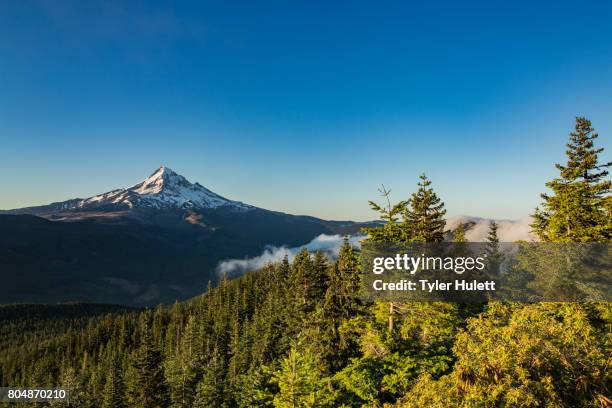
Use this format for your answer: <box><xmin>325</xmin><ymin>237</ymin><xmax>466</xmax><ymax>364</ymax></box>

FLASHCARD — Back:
<box><xmin>362</xmin><ymin>184</ymin><xmax>408</xmax><ymax>243</ymax></box>
<box><xmin>271</xmin><ymin>338</ymin><xmax>333</xmax><ymax>407</ymax></box>
<box><xmin>485</xmin><ymin>220</ymin><xmax>503</xmax><ymax>273</ymax></box>
<box><xmin>164</xmin><ymin>315</ymin><xmax>200</xmax><ymax>408</ymax></box>
<box><xmin>399</xmin><ymin>302</ymin><xmax>612</xmax><ymax>407</ymax></box>
<box><xmin>192</xmin><ymin>348</ymin><xmax>226</xmax><ymax>407</ymax></box>
<box><xmin>234</xmin><ymin>365</ymin><xmax>276</xmax><ymax>407</ymax></box>
<box><xmin>334</xmin><ymin>356</ymin><xmax>386</xmax><ymax>402</ymax></box>
<box><xmin>0</xmin><ymin>243</ymin><xmax>364</xmax><ymax>408</ymax></box>
<box><xmin>352</xmin><ymin>173</ymin><xmax>459</xmax><ymax>404</ymax></box>
<box><xmin>127</xmin><ymin>312</ymin><xmax>169</xmax><ymax>408</ymax></box>
<box><xmin>102</xmin><ymin>357</ymin><xmax>126</xmax><ymax>408</ymax></box>
<box><xmin>362</xmin><ymin>174</ymin><xmax>446</xmax><ymax>244</ymax></box>
<box><xmin>0</xmin><ymin>240</ymin><xmax>609</xmax><ymax>408</ymax></box>
<box><xmin>452</xmin><ymin>223</ymin><xmax>469</xmax><ymax>258</ymax></box>
<box><xmin>334</xmin><ymin>301</ymin><xmax>460</xmax><ymax>404</ymax></box>
<box><xmin>532</xmin><ymin>117</ymin><xmax>611</xmax><ymax>242</ymax></box>
<box><xmin>405</xmin><ymin>174</ymin><xmax>447</xmax><ymax>243</ymax></box>
<box><xmin>453</xmin><ymin>223</ymin><xmax>467</xmax><ymax>243</ymax></box>
<box><xmin>0</xmin><ymin>116</ymin><xmax>610</xmax><ymax>408</ymax></box>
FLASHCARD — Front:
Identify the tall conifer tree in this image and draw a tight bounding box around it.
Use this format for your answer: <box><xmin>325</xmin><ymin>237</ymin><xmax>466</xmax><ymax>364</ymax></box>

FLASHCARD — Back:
<box><xmin>192</xmin><ymin>348</ymin><xmax>226</xmax><ymax>408</ymax></box>
<box><xmin>290</xmin><ymin>249</ymin><xmax>327</xmax><ymax>316</ymax></box>
<box><xmin>405</xmin><ymin>174</ymin><xmax>447</xmax><ymax>242</ymax></box>
<box><xmin>128</xmin><ymin>313</ymin><xmax>169</xmax><ymax>408</ymax></box>
<box><xmin>453</xmin><ymin>223</ymin><xmax>467</xmax><ymax>243</ymax></box>
<box><xmin>485</xmin><ymin>220</ymin><xmax>503</xmax><ymax>273</ymax></box>
<box><xmin>102</xmin><ymin>356</ymin><xmax>126</xmax><ymax>408</ymax></box>
<box><xmin>362</xmin><ymin>185</ymin><xmax>407</xmax><ymax>242</ymax></box>
<box><xmin>532</xmin><ymin>117</ymin><xmax>611</xmax><ymax>242</ymax></box>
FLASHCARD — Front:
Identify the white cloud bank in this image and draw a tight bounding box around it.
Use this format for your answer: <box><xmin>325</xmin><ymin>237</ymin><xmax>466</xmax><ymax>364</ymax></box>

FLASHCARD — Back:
<box><xmin>216</xmin><ymin>216</ymin><xmax>536</xmax><ymax>277</ymax></box>
<box><xmin>216</xmin><ymin>234</ymin><xmax>364</xmax><ymax>277</ymax></box>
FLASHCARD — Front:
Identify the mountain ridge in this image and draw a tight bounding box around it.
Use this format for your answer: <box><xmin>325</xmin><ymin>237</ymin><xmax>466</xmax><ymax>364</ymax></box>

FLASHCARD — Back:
<box><xmin>1</xmin><ymin>166</ymin><xmax>254</xmax><ymax>217</ymax></box>
<box><xmin>0</xmin><ymin>167</ymin><xmax>372</xmax><ymax>305</ymax></box>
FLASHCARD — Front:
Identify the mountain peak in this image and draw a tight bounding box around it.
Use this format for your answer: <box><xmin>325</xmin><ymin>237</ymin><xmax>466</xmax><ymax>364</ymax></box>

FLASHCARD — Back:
<box><xmin>32</xmin><ymin>167</ymin><xmax>254</xmax><ymax>213</ymax></box>
<box><xmin>111</xmin><ymin>166</ymin><xmax>253</xmax><ymax>211</ymax></box>
<box><xmin>134</xmin><ymin>166</ymin><xmax>187</xmax><ymax>195</ymax></box>
<box><xmin>4</xmin><ymin>167</ymin><xmax>254</xmax><ymax>215</ymax></box>
<box><xmin>151</xmin><ymin>165</ymin><xmax>175</xmax><ymax>179</ymax></box>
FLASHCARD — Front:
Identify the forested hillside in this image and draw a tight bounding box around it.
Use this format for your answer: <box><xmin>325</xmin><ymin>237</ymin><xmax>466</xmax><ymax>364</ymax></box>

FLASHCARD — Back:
<box><xmin>0</xmin><ymin>303</ymin><xmax>137</xmax><ymax>351</ymax></box>
<box><xmin>0</xmin><ymin>117</ymin><xmax>610</xmax><ymax>407</ymax></box>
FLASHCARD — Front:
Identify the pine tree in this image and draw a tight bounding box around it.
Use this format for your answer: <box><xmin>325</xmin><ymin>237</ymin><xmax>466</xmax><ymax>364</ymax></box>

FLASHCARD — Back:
<box><xmin>362</xmin><ymin>174</ymin><xmax>449</xmax><ymax>333</ymax></box>
<box><xmin>101</xmin><ymin>356</ymin><xmax>126</xmax><ymax>408</ymax></box>
<box><xmin>311</xmin><ymin>250</ymin><xmax>330</xmax><ymax>304</ymax></box>
<box><xmin>336</xmin><ymin>237</ymin><xmax>361</xmax><ymax>314</ymax></box>
<box><xmin>400</xmin><ymin>303</ymin><xmax>611</xmax><ymax>407</ymax></box>
<box><xmin>272</xmin><ymin>338</ymin><xmax>330</xmax><ymax>408</ymax></box>
<box><xmin>453</xmin><ymin>223</ymin><xmax>467</xmax><ymax>242</ymax></box>
<box><xmin>290</xmin><ymin>249</ymin><xmax>327</xmax><ymax>316</ymax></box>
<box><xmin>234</xmin><ymin>365</ymin><xmax>276</xmax><ymax>407</ymax></box>
<box><xmin>485</xmin><ymin>221</ymin><xmax>503</xmax><ymax>274</ymax></box>
<box><xmin>362</xmin><ymin>175</ymin><xmax>447</xmax><ymax>244</ymax></box>
<box><xmin>128</xmin><ymin>313</ymin><xmax>169</xmax><ymax>408</ymax></box>
<box><xmin>291</xmin><ymin>249</ymin><xmax>312</xmax><ymax>306</ymax></box>
<box><xmin>164</xmin><ymin>315</ymin><xmax>199</xmax><ymax>408</ymax></box>
<box><xmin>451</xmin><ymin>222</ymin><xmax>469</xmax><ymax>260</ymax></box>
<box><xmin>51</xmin><ymin>365</ymin><xmax>84</xmax><ymax>408</ymax></box>
<box><xmin>192</xmin><ymin>347</ymin><xmax>226</xmax><ymax>408</ymax></box>
<box><xmin>405</xmin><ymin>174</ymin><xmax>447</xmax><ymax>242</ymax></box>
<box><xmin>532</xmin><ymin>117</ymin><xmax>611</xmax><ymax>242</ymax></box>
<box><xmin>487</xmin><ymin>220</ymin><xmax>499</xmax><ymax>244</ymax></box>
<box><xmin>277</xmin><ymin>254</ymin><xmax>291</xmax><ymax>281</ymax></box>
<box><xmin>362</xmin><ymin>185</ymin><xmax>407</xmax><ymax>242</ymax></box>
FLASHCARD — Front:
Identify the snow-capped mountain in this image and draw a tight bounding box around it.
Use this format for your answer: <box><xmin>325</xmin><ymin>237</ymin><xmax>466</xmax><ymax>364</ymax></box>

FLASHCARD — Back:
<box><xmin>0</xmin><ymin>166</ymin><xmax>371</xmax><ymax>305</ymax></box>
<box><xmin>4</xmin><ymin>166</ymin><xmax>253</xmax><ymax>215</ymax></box>
<box><xmin>78</xmin><ymin>166</ymin><xmax>252</xmax><ymax>211</ymax></box>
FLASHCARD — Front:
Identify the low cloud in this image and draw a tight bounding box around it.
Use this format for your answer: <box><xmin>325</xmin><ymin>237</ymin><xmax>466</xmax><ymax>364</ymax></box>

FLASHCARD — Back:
<box><xmin>446</xmin><ymin>216</ymin><xmax>536</xmax><ymax>242</ymax></box>
<box><xmin>216</xmin><ymin>234</ymin><xmax>364</xmax><ymax>277</ymax></box>
<box><xmin>216</xmin><ymin>217</ymin><xmax>535</xmax><ymax>277</ymax></box>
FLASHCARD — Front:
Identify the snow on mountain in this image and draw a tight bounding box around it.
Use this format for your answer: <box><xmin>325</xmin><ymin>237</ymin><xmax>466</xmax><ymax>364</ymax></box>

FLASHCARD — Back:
<box><xmin>69</xmin><ymin>166</ymin><xmax>253</xmax><ymax>212</ymax></box>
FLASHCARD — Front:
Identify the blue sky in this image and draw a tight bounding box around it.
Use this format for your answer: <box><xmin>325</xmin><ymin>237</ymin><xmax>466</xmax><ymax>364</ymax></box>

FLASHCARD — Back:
<box><xmin>1</xmin><ymin>1</ymin><xmax>611</xmax><ymax>221</ymax></box>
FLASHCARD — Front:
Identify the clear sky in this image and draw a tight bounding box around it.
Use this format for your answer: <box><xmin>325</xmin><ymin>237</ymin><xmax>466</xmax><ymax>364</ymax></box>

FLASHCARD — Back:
<box><xmin>1</xmin><ymin>1</ymin><xmax>611</xmax><ymax>221</ymax></box>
